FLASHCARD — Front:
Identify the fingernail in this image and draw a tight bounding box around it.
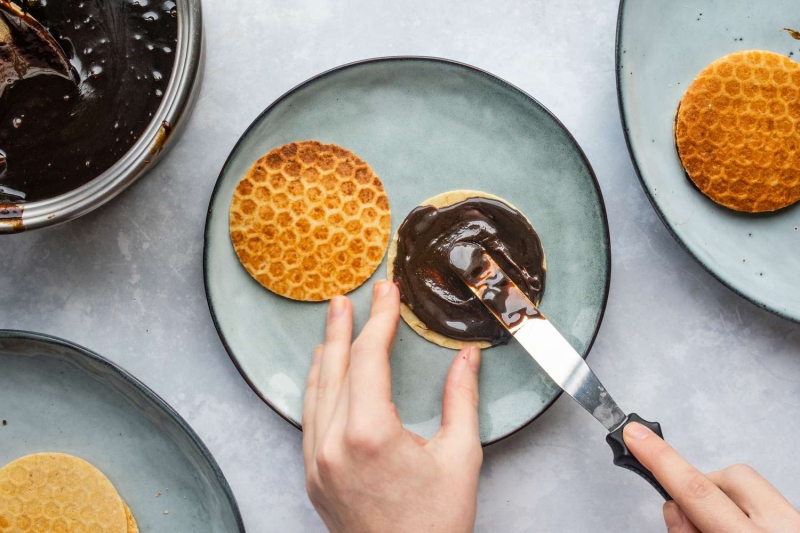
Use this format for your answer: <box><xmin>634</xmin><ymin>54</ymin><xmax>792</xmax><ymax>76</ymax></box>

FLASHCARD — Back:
<box><xmin>624</xmin><ymin>422</ymin><xmax>652</xmax><ymax>440</ymax></box>
<box><xmin>313</xmin><ymin>345</ymin><xmax>324</xmax><ymax>363</ymax></box>
<box><xmin>329</xmin><ymin>296</ymin><xmax>346</xmax><ymax>318</ymax></box>
<box><xmin>375</xmin><ymin>280</ymin><xmax>391</xmax><ymax>298</ymax></box>
<box><xmin>663</xmin><ymin>501</ymin><xmax>685</xmax><ymax>528</ymax></box>
<box><xmin>467</xmin><ymin>346</ymin><xmax>481</xmax><ymax>372</ymax></box>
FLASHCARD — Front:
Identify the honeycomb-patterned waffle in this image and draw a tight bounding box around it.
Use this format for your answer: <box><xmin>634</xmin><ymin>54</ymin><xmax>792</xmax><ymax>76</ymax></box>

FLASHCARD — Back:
<box><xmin>0</xmin><ymin>453</ymin><xmax>130</xmax><ymax>533</ymax></box>
<box><xmin>675</xmin><ymin>50</ymin><xmax>800</xmax><ymax>212</ymax></box>
<box><xmin>230</xmin><ymin>141</ymin><xmax>392</xmax><ymax>301</ymax></box>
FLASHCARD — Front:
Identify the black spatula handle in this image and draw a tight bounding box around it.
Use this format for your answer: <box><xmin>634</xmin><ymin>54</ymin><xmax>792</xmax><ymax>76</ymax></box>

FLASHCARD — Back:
<box><xmin>606</xmin><ymin>413</ymin><xmax>672</xmax><ymax>501</ymax></box>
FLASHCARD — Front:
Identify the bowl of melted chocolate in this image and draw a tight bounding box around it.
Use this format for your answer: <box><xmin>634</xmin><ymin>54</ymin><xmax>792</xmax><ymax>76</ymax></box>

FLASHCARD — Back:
<box><xmin>0</xmin><ymin>0</ymin><xmax>203</xmax><ymax>232</ymax></box>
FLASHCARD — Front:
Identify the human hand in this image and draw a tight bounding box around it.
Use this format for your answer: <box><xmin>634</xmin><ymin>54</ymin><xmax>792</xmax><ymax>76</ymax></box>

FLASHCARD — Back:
<box><xmin>303</xmin><ymin>280</ymin><xmax>484</xmax><ymax>533</ymax></box>
<box><xmin>624</xmin><ymin>422</ymin><xmax>800</xmax><ymax>532</ymax></box>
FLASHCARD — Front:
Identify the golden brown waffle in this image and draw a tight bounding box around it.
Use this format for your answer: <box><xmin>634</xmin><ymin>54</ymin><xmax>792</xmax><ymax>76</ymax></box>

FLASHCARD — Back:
<box><xmin>230</xmin><ymin>141</ymin><xmax>392</xmax><ymax>301</ymax></box>
<box><xmin>387</xmin><ymin>190</ymin><xmax>545</xmax><ymax>350</ymax></box>
<box><xmin>675</xmin><ymin>50</ymin><xmax>800</xmax><ymax>212</ymax></box>
<box><xmin>0</xmin><ymin>453</ymin><xmax>128</xmax><ymax>533</ymax></box>
<box><xmin>123</xmin><ymin>502</ymin><xmax>139</xmax><ymax>533</ymax></box>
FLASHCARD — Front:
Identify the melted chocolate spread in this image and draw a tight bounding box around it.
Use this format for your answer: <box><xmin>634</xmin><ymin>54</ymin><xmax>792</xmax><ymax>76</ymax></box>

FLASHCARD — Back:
<box><xmin>0</xmin><ymin>0</ymin><xmax>177</xmax><ymax>202</ymax></box>
<box><xmin>393</xmin><ymin>197</ymin><xmax>546</xmax><ymax>345</ymax></box>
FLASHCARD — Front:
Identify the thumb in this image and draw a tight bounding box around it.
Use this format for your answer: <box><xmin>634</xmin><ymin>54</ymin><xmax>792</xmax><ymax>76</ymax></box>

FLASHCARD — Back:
<box><xmin>435</xmin><ymin>346</ymin><xmax>482</xmax><ymax>449</ymax></box>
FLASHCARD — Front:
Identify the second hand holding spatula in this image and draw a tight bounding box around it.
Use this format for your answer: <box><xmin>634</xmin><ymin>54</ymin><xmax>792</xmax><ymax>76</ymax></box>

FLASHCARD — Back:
<box><xmin>448</xmin><ymin>242</ymin><xmax>671</xmax><ymax>500</ymax></box>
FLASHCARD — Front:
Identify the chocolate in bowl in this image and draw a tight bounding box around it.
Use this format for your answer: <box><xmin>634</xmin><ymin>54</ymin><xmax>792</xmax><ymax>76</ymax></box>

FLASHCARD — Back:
<box><xmin>0</xmin><ymin>0</ymin><xmax>203</xmax><ymax>232</ymax></box>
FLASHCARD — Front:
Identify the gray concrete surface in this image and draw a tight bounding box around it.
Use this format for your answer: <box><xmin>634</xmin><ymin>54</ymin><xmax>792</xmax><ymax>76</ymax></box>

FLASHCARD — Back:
<box><xmin>2</xmin><ymin>0</ymin><xmax>799</xmax><ymax>531</ymax></box>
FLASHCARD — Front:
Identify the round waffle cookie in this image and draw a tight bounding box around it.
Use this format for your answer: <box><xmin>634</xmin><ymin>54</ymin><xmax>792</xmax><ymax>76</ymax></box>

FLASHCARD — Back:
<box><xmin>675</xmin><ymin>50</ymin><xmax>800</xmax><ymax>212</ymax></box>
<box><xmin>123</xmin><ymin>503</ymin><xmax>139</xmax><ymax>533</ymax></box>
<box><xmin>0</xmin><ymin>453</ymin><xmax>129</xmax><ymax>533</ymax></box>
<box><xmin>387</xmin><ymin>190</ymin><xmax>546</xmax><ymax>350</ymax></box>
<box><xmin>230</xmin><ymin>141</ymin><xmax>392</xmax><ymax>301</ymax></box>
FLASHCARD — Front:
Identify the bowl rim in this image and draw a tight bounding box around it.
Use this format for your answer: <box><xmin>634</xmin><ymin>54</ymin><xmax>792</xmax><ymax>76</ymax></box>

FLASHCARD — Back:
<box><xmin>0</xmin><ymin>328</ymin><xmax>246</xmax><ymax>532</ymax></box>
<box><xmin>614</xmin><ymin>0</ymin><xmax>800</xmax><ymax>324</ymax></box>
<box><xmin>202</xmin><ymin>55</ymin><xmax>613</xmax><ymax>446</ymax></box>
<box><xmin>2</xmin><ymin>0</ymin><xmax>204</xmax><ymax>233</ymax></box>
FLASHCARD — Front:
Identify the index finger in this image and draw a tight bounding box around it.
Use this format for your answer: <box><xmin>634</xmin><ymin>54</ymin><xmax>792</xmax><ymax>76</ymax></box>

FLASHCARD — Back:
<box><xmin>347</xmin><ymin>280</ymin><xmax>400</xmax><ymax>421</ymax></box>
<box><xmin>623</xmin><ymin>423</ymin><xmax>753</xmax><ymax>532</ymax></box>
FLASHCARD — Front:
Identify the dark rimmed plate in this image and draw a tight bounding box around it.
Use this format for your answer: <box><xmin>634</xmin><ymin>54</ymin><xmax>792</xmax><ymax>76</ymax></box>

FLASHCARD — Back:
<box><xmin>204</xmin><ymin>57</ymin><xmax>611</xmax><ymax>445</ymax></box>
<box><xmin>0</xmin><ymin>330</ymin><xmax>245</xmax><ymax>532</ymax></box>
<box><xmin>617</xmin><ymin>0</ymin><xmax>800</xmax><ymax>322</ymax></box>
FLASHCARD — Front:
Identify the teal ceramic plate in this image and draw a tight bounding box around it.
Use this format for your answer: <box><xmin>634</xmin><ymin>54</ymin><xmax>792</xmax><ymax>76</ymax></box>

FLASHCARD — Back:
<box><xmin>204</xmin><ymin>57</ymin><xmax>611</xmax><ymax>445</ymax></box>
<box><xmin>0</xmin><ymin>331</ymin><xmax>245</xmax><ymax>532</ymax></box>
<box><xmin>617</xmin><ymin>1</ymin><xmax>800</xmax><ymax>321</ymax></box>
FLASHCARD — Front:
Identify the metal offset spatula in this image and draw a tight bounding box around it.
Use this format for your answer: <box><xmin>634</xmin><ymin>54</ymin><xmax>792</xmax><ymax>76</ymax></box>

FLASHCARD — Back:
<box><xmin>449</xmin><ymin>242</ymin><xmax>672</xmax><ymax>500</ymax></box>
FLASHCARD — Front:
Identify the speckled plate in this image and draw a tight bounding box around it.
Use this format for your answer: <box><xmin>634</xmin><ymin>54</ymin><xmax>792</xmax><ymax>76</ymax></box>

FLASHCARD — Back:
<box><xmin>204</xmin><ymin>57</ymin><xmax>611</xmax><ymax>445</ymax></box>
<box><xmin>0</xmin><ymin>331</ymin><xmax>245</xmax><ymax>532</ymax></box>
<box><xmin>617</xmin><ymin>1</ymin><xmax>800</xmax><ymax>321</ymax></box>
